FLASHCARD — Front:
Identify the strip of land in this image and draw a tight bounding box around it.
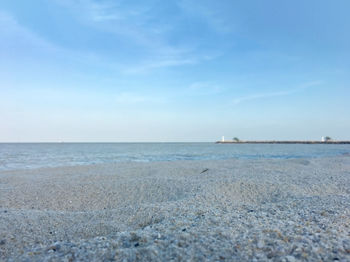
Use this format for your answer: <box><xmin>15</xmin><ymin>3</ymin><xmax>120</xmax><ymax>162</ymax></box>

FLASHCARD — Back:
<box><xmin>216</xmin><ymin>140</ymin><xmax>350</xmax><ymax>144</ymax></box>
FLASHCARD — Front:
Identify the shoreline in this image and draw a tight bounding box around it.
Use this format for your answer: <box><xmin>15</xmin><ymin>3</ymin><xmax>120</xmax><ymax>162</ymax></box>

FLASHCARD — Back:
<box><xmin>216</xmin><ymin>140</ymin><xmax>350</xmax><ymax>144</ymax></box>
<box><xmin>1</xmin><ymin>153</ymin><xmax>349</xmax><ymax>173</ymax></box>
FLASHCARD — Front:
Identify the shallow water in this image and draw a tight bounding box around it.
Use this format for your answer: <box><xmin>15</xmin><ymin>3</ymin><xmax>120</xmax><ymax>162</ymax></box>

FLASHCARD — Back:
<box><xmin>0</xmin><ymin>142</ymin><xmax>350</xmax><ymax>171</ymax></box>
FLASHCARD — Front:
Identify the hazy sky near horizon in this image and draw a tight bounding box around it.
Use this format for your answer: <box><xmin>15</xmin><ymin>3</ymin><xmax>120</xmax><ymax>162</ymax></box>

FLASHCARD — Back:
<box><xmin>1</xmin><ymin>0</ymin><xmax>350</xmax><ymax>142</ymax></box>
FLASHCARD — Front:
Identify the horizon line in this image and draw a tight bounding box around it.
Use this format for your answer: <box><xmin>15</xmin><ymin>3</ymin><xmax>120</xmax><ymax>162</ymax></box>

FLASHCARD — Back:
<box><xmin>1</xmin><ymin>139</ymin><xmax>350</xmax><ymax>143</ymax></box>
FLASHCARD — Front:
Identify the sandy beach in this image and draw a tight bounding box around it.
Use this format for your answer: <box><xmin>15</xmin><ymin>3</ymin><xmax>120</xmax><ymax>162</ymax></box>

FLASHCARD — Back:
<box><xmin>1</xmin><ymin>156</ymin><xmax>350</xmax><ymax>261</ymax></box>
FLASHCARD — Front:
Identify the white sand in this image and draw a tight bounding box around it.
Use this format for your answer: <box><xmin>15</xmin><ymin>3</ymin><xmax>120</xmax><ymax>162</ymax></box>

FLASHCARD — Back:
<box><xmin>1</xmin><ymin>157</ymin><xmax>350</xmax><ymax>261</ymax></box>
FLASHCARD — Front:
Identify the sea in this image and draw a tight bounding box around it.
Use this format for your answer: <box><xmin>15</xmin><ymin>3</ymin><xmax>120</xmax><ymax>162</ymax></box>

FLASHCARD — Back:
<box><xmin>0</xmin><ymin>143</ymin><xmax>350</xmax><ymax>171</ymax></box>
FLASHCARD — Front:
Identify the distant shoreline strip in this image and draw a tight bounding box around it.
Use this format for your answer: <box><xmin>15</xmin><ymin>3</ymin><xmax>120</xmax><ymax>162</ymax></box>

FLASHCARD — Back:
<box><xmin>216</xmin><ymin>141</ymin><xmax>350</xmax><ymax>144</ymax></box>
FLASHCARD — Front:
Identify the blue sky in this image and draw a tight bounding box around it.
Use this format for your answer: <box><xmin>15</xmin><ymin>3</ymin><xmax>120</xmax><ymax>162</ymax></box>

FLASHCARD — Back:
<box><xmin>1</xmin><ymin>0</ymin><xmax>349</xmax><ymax>142</ymax></box>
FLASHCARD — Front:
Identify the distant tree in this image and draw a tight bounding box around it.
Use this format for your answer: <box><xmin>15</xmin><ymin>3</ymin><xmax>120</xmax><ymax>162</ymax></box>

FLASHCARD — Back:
<box><xmin>325</xmin><ymin>136</ymin><xmax>332</xmax><ymax>141</ymax></box>
<box><xmin>233</xmin><ymin>137</ymin><xmax>240</xmax><ymax>142</ymax></box>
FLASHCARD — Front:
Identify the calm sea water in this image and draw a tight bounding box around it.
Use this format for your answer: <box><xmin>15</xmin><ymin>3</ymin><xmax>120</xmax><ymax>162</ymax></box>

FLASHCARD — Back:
<box><xmin>0</xmin><ymin>143</ymin><xmax>350</xmax><ymax>171</ymax></box>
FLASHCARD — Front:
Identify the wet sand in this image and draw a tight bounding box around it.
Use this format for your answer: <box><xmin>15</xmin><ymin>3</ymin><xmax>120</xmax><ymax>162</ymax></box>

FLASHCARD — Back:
<box><xmin>1</xmin><ymin>157</ymin><xmax>350</xmax><ymax>261</ymax></box>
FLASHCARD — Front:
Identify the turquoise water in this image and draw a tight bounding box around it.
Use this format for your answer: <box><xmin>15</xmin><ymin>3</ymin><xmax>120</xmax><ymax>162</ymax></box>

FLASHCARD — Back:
<box><xmin>0</xmin><ymin>143</ymin><xmax>350</xmax><ymax>171</ymax></box>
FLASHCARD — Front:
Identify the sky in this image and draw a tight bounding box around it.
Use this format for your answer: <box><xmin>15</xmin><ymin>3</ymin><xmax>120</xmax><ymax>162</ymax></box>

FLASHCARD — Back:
<box><xmin>1</xmin><ymin>0</ymin><xmax>349</xmax><ymax>142</ymax></box>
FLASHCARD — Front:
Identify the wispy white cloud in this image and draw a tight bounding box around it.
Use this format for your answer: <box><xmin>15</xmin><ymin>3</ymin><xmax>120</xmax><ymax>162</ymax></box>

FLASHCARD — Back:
<box><xmin>0</xmin><ymin>11</ymin><xmax>59</xmax><ymax>52</ymax></box>
<box><xmin>177</xmin><ymin>0</ymin><xmax>234</xmax><ymax>34</ymax></box>
<box><xmin>122</xmin><ymin>57</ymin><xmax>197</xmax><ymax>74</ymax></box>
<box><xmin>232</xmin><ymin>90</ymin><xmax>294</xmax><ymax>105</ymax></box>
<box><xmin>1</xmin><ymin>1</ymin><xmax>221</xmax><ymax>76</ymax></box>
<box><xmin>0</xmin><ymin>11</ymin><xmax>99</xmax><ymax>61</ymax></box>
<box><xmin>121</xmin><ymin>51</ymin><xmax>222</xmax><ymax>74</ymax></box>
<box><xmin>232</xmin><ymin>81</ymin><xmax>322</xmax><ymax>105</ymax></box>
<box><xmin>55</xmin><ymin>0</ymin><xmax>218</xmax><ymax>73</ymax></box>
<box><xmin>56</xmin><ymin>0</ymin><xmax>171</xmax><ymax>47</ymax></box>
<box><xmin>74</xmin><ymin>0</ymin><xmax>149</xmax><ymax>23</ymax></box>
